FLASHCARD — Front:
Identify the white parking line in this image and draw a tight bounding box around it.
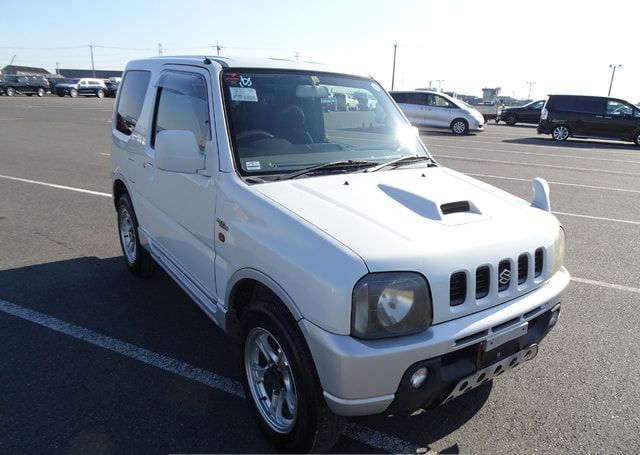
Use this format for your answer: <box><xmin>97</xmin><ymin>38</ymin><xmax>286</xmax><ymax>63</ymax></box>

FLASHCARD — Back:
<box><xmin>0</xmin><ymin>174</ymin><xmax>111</xmax><ymax>198</ymax></box>
<box><xmin>0</xmin><ymin>117</ymin><xmax>24</xmax><ymax>121</ymax></box>
<box><xmin>571</xmin><ymin>277</ymin><xmax>640</xmax><ymax>294</ymax></box>
<box><xmin>436</xmin><ymin>155</ymin><xmax>640</xmax><ymax>177</ymax></box>
<box><xmin>0</xmin><ymin>298</ymin><xmax>425</xmax><ymax>454</ymax></box>
<box><xmin>553</xmin><ymin>211</ymin><xmax>640</xmax><ymax>225</ymax></box>
<box><xmin>430</xmin><ymin>143</ymin><xmax>640</xmax><ymax>165</ymax></box>
<box><xmin>465</xmin><ymin>172</ymin><xmax>640</xmax><ymax>194</ymax></box>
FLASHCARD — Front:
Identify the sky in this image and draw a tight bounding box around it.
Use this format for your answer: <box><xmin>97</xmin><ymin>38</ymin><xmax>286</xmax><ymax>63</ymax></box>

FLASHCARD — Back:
<box><xmin>1</xmin><ymin>0</ymin><xmax>638</xmax><ymax>102</ymax></box>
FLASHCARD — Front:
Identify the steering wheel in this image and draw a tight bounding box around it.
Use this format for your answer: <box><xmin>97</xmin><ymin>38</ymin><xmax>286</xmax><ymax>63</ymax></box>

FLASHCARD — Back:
<box><xmin>236</xmin><ymin>129</ymin><xmax>274</xmax><ymax>144</ymax></box>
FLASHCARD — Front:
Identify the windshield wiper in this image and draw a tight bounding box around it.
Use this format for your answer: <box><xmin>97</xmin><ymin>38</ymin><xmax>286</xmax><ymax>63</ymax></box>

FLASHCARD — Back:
<box><xmin>275</xmin><ymin>160</ymin><xmax>379</xmax><ymax>181</ymax></box>
<box><xmin>365</xmin><ymin>155</ymin><xmax>436</xmax><ymax>173</ymax></box>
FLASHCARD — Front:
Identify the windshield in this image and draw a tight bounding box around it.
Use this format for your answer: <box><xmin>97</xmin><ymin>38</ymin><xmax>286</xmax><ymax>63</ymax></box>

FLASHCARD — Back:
<box><xmin>221</xmin><ymin>69</ymin><xmax>429</xmax><ymax>178</ymax></box>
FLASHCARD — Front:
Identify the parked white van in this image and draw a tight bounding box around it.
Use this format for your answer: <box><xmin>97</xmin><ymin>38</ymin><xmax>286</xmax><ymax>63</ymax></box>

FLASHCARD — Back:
<box><xmin>111</xmin><ymin>56</ymin><xmax>568</xmax><ymax>452</ymax></box>
<box><xmin>390</xmin><ymin>90</ymin><xmax>485</xmax><ymax>134</ymax></box>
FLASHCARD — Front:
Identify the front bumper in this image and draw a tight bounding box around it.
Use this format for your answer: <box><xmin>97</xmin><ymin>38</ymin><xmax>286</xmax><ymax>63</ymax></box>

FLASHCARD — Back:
<box><xmin>300</xmin><ymin>267</ymin><xmax>569</xmax><ymax>416</ymax></box>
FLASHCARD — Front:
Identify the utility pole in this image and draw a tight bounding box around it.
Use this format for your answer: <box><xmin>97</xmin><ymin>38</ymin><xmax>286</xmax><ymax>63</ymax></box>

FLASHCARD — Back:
<box><xmin>436</xmin><ymin>79</ymin><xmax>444</xmax><ymax>92</ymax></box>
<box><xmin>158</xmin><ymin>43</ymin><xmax>163</xmax><ymax>56</ymax></box>
<box><xmin>214</xmin><ymin>41</ymin><xmax>222</xmax><ymax>56</ymax></box>
<box><xmin>391</xmin><ymin>43</ymin><xmax>397</xmax><ymax>90</ymax></box>
<box><xmin>608</xmin><ymin>64</ymin><xmax>621</xmax><ymax>96</ymax></box>
<box><xmin>428</xmin><ymin>80</ymin><xmax>432</xmax><ymax>90</ymax></box>
<box><xmin>55</xmin><ymin>62</ymin><xmax>60</xmax><ymax>75</ymax></box>
<box><xmin>89</xmin><ymin>44</ymin><xmax>95</xmax><ymax>78</ymax></box>
<box><xmin>526</xmin><ymin>81</ymin><xmax>536</xmax><ymax>100</ymax></box>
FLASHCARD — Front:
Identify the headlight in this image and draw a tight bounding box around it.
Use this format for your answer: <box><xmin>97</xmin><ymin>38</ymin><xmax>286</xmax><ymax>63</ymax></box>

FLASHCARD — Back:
<box><xmin>551</xmin><ymin>226</ymin><xmax>566</xmax><ymax>275</ymax></box>
<box><xmin>351</xmin><ymin>272</ymin><xmax>432</xmax><ymax>339</ymax></box>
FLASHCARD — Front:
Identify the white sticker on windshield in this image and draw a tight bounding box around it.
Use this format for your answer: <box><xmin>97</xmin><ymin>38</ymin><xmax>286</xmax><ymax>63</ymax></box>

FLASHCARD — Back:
<box><xmin>246</xmin><ymin>161</ymin><xmax>261</xmax><ymax>171</ymax></box>
<box><xmin>230</xmin><ymin>87</ymin><xmax>258</xmax><ymax>102</ymax></box>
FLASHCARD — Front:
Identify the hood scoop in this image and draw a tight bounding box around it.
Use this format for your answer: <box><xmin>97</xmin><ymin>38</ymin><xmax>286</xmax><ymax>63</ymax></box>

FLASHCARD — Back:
<box><xmin>441</xmin><ymin>200</ymin><xmax>471</xmax><ymax>215</ymax></box>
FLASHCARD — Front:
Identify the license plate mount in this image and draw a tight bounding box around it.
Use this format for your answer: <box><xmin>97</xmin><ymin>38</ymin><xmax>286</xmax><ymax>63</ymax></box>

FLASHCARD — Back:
<box><xmin>483</xmin><ymin>321</ymin><xmax>528</xmax><ymax>352</ymax></box>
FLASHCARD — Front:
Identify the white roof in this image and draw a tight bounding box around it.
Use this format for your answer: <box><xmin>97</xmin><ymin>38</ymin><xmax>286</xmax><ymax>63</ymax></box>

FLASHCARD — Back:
<box><xmin>128</xmin><ymin>55</ymin><xmax>371</xmax><ymax>78</ymax></box>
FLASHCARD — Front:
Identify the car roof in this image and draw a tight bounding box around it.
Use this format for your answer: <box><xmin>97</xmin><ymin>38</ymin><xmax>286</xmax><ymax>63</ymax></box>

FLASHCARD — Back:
<box><xmin>125</xmin><ymin>55</ymin><xmax>372</xmax><ymax>79</ymax></box>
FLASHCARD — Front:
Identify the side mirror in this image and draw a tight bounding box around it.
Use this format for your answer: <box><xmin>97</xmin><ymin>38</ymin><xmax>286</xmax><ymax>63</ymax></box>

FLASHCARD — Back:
<box><xmin>155</xmin><ymin>130</ymin><xmax>205</xmax><ymax>174</ymax></box>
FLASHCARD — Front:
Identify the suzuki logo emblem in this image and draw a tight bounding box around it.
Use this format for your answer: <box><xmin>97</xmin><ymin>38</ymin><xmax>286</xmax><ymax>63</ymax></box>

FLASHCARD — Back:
<box><xmin>499</xmin><ymin>268</ymin><xmax>511</xmax><ymax>285</ymax></box>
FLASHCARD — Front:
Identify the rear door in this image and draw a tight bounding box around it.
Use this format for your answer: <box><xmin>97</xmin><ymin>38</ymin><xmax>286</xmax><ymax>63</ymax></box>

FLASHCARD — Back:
<box><xmin>392</xmin><ymin>92</ymin><xmax>427</xmax><ymax>125</ymax></box>
<box><xmin>569</xmin><ymin>96</ymin><xmax>606</xmax><ymax>136</ymax></box>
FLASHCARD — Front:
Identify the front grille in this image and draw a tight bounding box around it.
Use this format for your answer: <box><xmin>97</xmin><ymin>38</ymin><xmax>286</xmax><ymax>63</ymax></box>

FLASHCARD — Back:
<box><xmin>498</xmin><ymin>260</ymin><xmax>511</xmax><ymax>292</ymax></box>
<box><xmin>449</xmin><ymin>248</ymin><xmax>544</xmax><ymax>306</ymax></box>
<box><xmin>450</xmin><ymin>272</ymin><xmax>467</xmax><ymax>306</ymax></box>
<box><xmin>534</xmin><ymin>248</ymin><xmax>544</xmax><ymax>277</ymax></box>
<box><xmin>518</xmin><ymin>254</ymin><xmax>528</xmax><ymax>284</ymax></box>
<box><xmin>475</xmin><ymin>266</ymin><xmax>490</xmax><ymax>299</ymax></box>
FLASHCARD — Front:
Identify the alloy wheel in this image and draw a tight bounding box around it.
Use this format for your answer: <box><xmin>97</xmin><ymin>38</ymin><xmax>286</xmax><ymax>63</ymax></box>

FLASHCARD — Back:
<box><xmin>552</xmin><ymin>126</ymin><xmax>569</xmax><ymax>141</ymax></box>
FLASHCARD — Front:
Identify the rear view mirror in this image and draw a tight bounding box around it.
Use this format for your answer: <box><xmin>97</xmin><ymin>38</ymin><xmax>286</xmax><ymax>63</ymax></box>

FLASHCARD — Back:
<box><xmin>155</xmin><ymin>130</ymin><xmax>205</xmax><ymax>174</ymax></box>
<box><xmin>296</xmin><ymin>85</ymin><xmax>330</xmax><ymax>98</ymax></box>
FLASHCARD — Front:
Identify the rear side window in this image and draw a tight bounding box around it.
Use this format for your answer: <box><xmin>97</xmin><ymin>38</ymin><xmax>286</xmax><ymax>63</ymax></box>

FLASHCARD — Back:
<box><xmin>548</xmin><ymin>96</ymin><xmax>605</xmax><ymax>114</ymax></box>
<box><xmin>391</xmin><ymin>92</ymin><xmax>408</xmax><ymax>103</ymax></box>
<box><xmin>151</xmin><ymin>71</ymin><xmax>211</xmax><ymax>151</ymax></box>
<box><xmin>115</xmin><ymin>70</ymin><xmax>151</xmax><ymax>136</ymax></box>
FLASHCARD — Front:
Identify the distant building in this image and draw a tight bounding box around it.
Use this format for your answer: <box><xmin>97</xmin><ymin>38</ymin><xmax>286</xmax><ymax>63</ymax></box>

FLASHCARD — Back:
<box><xmin>1</xmin><ymin>65</ymin><xmax>51</xmax><ymax>76</ymax></box>
<box><xmin>482</xmin><ymin>87</ymin><xmax>501</xmax><ymax>103</ymax></box>
<box><xmin>59</xmin><ymin>68</ymin><xmax>122</xmax><ymax>79</ymax></box>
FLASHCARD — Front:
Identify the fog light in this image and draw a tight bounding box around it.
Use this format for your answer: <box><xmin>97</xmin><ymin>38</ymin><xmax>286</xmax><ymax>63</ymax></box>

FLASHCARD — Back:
<box><xmin>548</xmin><ymin>307</ymin><xmax>560</xmax><ymax>329</ymax></box>
<box><xmin>410</xmin><ymin>367</ymin><xmax>428</xmax><ymax>389</ymax></box>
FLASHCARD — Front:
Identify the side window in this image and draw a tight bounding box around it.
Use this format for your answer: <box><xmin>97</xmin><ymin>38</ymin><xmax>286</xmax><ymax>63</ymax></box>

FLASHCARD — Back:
<box><xmin>392</xmin><ymin>93</ymin><xmax>407</xmax><ymax>104</ymax></box>
<box><xmin>115</xmin><ymin>70</ymin><xmax>151</xmax><ymax>136</ymax></box>
<box><xmin>533</xmin><ymin>101</ymin><xmax>545</xmax><ymax>109</ymax></box>
<box><xmin>151</xmin><ymin>71</ymin><xmax>211</xmax><ymax>151</ymax></box>
<box><xmin>428</xmin><ymin>95</ymin><xmax>453</xmax><ymax>107</ymax></box>
<box><xmin>607</xmin><ymin>100</ymin><xmax>632</xmax><ymax>116</ymax></box>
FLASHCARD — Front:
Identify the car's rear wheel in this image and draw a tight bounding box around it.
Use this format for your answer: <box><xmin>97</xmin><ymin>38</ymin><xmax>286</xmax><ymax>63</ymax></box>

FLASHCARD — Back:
<box><xmin>634</xmin><ymin>132</ymin><xmax>640</xmax><ymax>147</ymax></box>
<box><xmin>70</xmin><ymin>89</ymin><xmax>78</xmax><ymax>98</ymax></box>
<box><xmin>505</xmin><ymin>114</ymin><xmax>517</xmax><ymax>126</ymax></box>
<box><xmin>96</xmin><ymin>89</ymin><xmax>105</xmax><ymax>98</ymax></box>
<box><xmin>57</xmin><ymin>92</ymin><xmax>64</xmax><ymax>97</ymax></box>
<box><xmin>239</xmin><ymin>293</ymin><xmax>344</xmax><ymax>453</ymax></box>
<box><xmin>6</xmin><ymin>87</ymin><xmax>16</xmax><ymax>96</ymax></box>
<box><xmin>552</xmin><ymin>125</ymin><xmax>570</xmax><ymax>141</ymax></box>
<box><xmin>36</xmin><ymin>87</ymin><xmax>45</xmax><ymax>97</ymax></box>
<box><xmin>117</xmin><ymin>193</ymin><xmax>153</xmax><ymax>277</ymax></box>
<box><xmin>451</xmin><ymin>118</ymin><xmax>469</xmax><ymax>135</ymax></box>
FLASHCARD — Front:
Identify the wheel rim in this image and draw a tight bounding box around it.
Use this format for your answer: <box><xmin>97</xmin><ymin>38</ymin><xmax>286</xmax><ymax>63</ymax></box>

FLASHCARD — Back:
<box><xmin>71</xmin><ymin>90</ymin><xmax>77</xmax><ymax>97</ymax></box>
<box><xmin>453</xmin><ymin>121</ymin><xmax>466</xmax><ymax>134</ymax></box>
<box><xmin>7</xmin><ymin>88</ymin><xmax>14</xmax><ymax>96</ymax></box>
<box><xmin>97</xmin><ymin>90</ymin><xmax>104</xmax><ymax>98</ymax></box>
<box><xmin>119</xmin><ymin>208</ymin><xmax>137</xmax><ymax>263</ymax></box>
<box><xmin>636</xmin><ymin>134</ymin><xmax>640</xmax><ymax>145</ymax></box>
<box><xmin>37</xmin><ymin>88</ymin><xmax>44</xmax><ymax>96</ymax></box>
<box><xmin>245</xmin><ymin>327</ymin><xmax>298</xmax><ymax>433</ymax></box>
<box><xmin>553</xmin><ymin>126</ymin><xmax>569</xmax><ymax>140</ymax></box>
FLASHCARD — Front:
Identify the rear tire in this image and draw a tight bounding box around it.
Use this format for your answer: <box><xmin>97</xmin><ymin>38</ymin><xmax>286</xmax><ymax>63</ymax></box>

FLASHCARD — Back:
<box><xmin>505</xmin><ymin>114</ymin><xmax>517</xmax><ymax>126</ymax></box>
<box><xmin>6</xmin><ymin>87</ymin><xmax>16</xmax><ymax>96</ymax></box>
<box><xmin>117</xmin><ymin>193</ymin><xmax>154</xmax><ymax>277</ymax></box>
<box><xmin>451</xmin><ymin>118</ymin><xmax>469</xmax><ymax>135</ymax></box>
<box><xmin>634</xmin><ymin>132</ymin><xmax>640</xmax><ymax>147</ymax></box>
<box><xmin>239</xmin><ymin>292</ymin><xmax>344</xmax><ymax>453</ymax></box>
<box><xmin>37</xmin><ymin>87</ymin><xmax>45</xmax><ymax>97</ymax></box>
<box><xmin>551</xmin><ymin>125</ymin><xmax>570</xmax><ymax>141</ymax></box>
<box><xmin>57</xmin><ymin>93</ymin><xmax>64</xmax><ymax>97</ymax></box>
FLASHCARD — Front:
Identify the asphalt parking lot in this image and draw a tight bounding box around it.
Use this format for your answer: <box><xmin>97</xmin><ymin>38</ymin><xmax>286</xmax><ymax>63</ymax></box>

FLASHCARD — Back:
<box><xmin>1</xmin><ymin>96</ymin><xmax>639</xmax><ymax>454</ymax></box>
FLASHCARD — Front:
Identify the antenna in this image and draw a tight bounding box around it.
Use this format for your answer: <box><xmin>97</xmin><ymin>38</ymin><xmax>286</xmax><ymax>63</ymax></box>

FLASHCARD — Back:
<box><xmin>9</xmin><ymin>54</ymin><xmax>16</xmax><ymax>66</ymax></box>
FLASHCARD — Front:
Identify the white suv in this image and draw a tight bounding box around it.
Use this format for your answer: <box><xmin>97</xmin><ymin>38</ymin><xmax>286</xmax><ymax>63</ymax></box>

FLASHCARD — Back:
<box><xmin>111</xmin><ymin>56</ymin><xmax>569</xmax><ymax>452</ymax></box>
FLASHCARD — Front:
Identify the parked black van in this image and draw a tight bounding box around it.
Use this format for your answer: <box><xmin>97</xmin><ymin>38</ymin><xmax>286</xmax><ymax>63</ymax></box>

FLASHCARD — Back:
<box><xmin>538</xmin><ymin>95</ymin><xmax>640</xmax><ymax>146</ymax></box>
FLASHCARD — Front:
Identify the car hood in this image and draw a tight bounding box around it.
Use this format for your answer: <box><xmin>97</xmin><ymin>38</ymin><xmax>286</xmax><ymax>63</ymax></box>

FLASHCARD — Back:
<box><xmin>254</xmin><ymin>166</ymin><xmax>556</xmax><ymax>269</ymax></box>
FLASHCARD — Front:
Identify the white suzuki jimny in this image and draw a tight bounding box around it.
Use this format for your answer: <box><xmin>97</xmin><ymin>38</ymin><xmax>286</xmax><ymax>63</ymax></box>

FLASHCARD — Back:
<box><xmin>111</xmin><ymin>56</ymin><xmax>569</xmax><ymax>452</ymax></box>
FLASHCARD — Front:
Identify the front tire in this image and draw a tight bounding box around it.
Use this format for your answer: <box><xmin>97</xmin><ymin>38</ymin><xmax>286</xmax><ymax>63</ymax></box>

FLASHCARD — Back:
<box><xmin>6</xmin><ymin>87</ymin><xmax>16</xmax><ymax>96</ymax></box>
<box><xmin>37</xmin><ymin>87</ymin><xmax>45</xmax><ymax>97</ymax></box>
<box><xmin>117</xmin><ymin>193</ymin><xmax>153</xmax><ymax>277</ymax></box>
<box><xmin>504</xmin><ymin>114</ymin><xmax>517</xmax><ymax>126</ymax></box>
<box><xmin>451</xmin><ymin>118</ymin><xmax>469</xmax><ymax>135</ymax></box>
<box><xmin>239</xmin><ymin>294</ymin><xmax>344</xmax><ymax>453</ymax></box>
<box><xmin>96</xmin><ymin>89</ymin><xmax>105</xmax><ymax>98</ymax></box>
<box><xmin>70</xmin><ymin>89</ymin><xmax>78</xmax><ymax>98</ymax></box>
<box><xmin>552</xmin><ymin>125</ymin><xmax>570</xmax><ymax>141</ymax></box>
<box><xmin>634</xmin><ymin>132</ymin><xmax>640</xmax><ymax>147</ymax></box>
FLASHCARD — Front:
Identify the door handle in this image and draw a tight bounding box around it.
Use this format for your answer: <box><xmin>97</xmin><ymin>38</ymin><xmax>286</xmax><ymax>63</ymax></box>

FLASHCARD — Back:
<box><xmin>595</xmin><ymin>115</ymin><xmax>604</xmax><ymax>118</ymax></box>
<box><xmin>604</xmin><ymin>116</ymin><xmax>612</xmax><ymax>119</ymax></box>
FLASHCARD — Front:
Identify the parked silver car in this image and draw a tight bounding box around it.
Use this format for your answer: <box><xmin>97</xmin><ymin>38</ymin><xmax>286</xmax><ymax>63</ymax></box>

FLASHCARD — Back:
<box><xmin>390</xmin><ymin>90</ymin><xmax>485</xmax><ymax>134</ymax></box>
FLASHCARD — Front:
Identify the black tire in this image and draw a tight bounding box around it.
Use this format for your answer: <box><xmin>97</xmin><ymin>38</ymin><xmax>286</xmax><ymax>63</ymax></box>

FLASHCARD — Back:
<box><xmin>117</xmin><ymin>193</ymin><xmax>153</xmax><ymax>277</ymax></box>
<box><xmin>634</xmin><ymin>132</ymin><xmax>640</xmax><ymax>147</ymax></box>
<box><xmin>36</xmin><ymin>87</ymin><xmax>45</xmax><ymax>97</ymax></box>
<box><xmin>504</xmin><ymin>114</ymin><xmax>517</xmax><ymax>126</ymax></box>
<box><xmin>26</xmin><ymin>94</ymin><xmax>33</xmax><ymax>97</ymax></box>
<box><xmin>551</xmin><ymin>125</ymin><xmax>570</xmax><ymax>142</ymax></box>
<box><xmin>451</xmin><ymin>118</ymin><xmax>469</xmax><ymax>135</ymax></box>
<box><xmin>96</xmin><ymin>89</ymin><xmax>105</xmax><ymax>98</ymax></box>
<box><xmin>57</xmin><ymin>93</ymin><xmax>64</xmax><ymax>97</ymax></box>
<box><xmin>70</xmin><ymin>89</ymin><xmax>78</xmax><ymax>98</ymax></box>
<box><xmin>6</xmin><ymin>87</ymin><xmax>16</xmax><ymax>96</ymax></box>
<box><xmin>238</xmin><ymin>292</ymin><xmax>344</xmax><ymax>453</ymax></box>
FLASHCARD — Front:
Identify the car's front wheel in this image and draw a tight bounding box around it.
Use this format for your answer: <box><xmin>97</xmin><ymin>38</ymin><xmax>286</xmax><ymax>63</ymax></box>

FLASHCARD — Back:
<box><xmin>5</xmin><ymin>87</ymin><xmax>16</xmax><ymax>96</ymax></box>
<box><xmin>505</xmin><ymin>114</ymin><xmax>517</xmax><ymax>126</ymax></box>
<box><xmin>96</xmin><ymin>89</ymin><xmax>105</xmax><ymax>98</ymax></box>
<box><xmin>37</xmin><ymin>87</ymin><xmax>45</xmax><ymax>97</ymax></box>
<box><xmin>117</xmin><ymin>193</ymin><xmax>153</xmax><ymax>277</ymax></box>
<box><xmin>552</xmin><ymin>125</ymin><xmax>570</xmax><ymax>141</ymax></box>
<box><xmin>70</xmin><ymin>89</ymin><xmax>78</xmax><ymax>98</ymax></box>
<box><xmin>451</xmin><ymin>118</ymin><xmax>469</xmax><ymax>135</ymax></box>
<box><xmin>239</xmin><ymin>294</ymin><xmax>344</xmax><ymax>453</ymax></box>
<box><xmin>634</xmin><ymin>132</ymin><xmax>640</xmax><ymax>147</ymax></box>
